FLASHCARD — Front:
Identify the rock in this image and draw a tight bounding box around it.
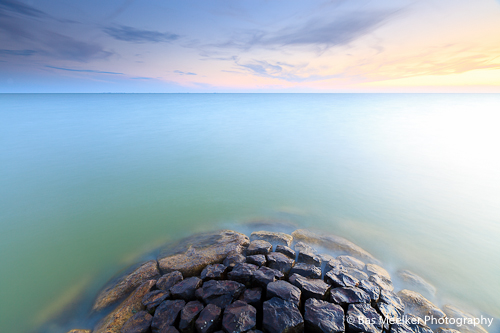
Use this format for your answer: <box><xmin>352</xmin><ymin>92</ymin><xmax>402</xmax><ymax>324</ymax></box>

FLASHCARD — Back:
<box><xmin>66</xmin><ymin>330</ymin><xmax>91</xmax><ymax>333</ymax></box>
<box><xmin>171</xmin><ymin>277</ymin><xmax>203</xmax><ymax>301</ymax></box>
<box><xmin>250</xmin><ymin>231</ymin><xmax>293</xmax><ymax>247</ymax></box>
<box><xmin>291</xmin><ymin>229</ymin><xmax>378</xmax><ymax>263</ymax></box>
<box><xmin>337</xmin><ymin>255</ymin><xmax>365</xmax><ymax>271</ymax></box>
<box><xmin>397</xmin><ymin>269</ymin><xmax>437</xmax><ymax>298</ymax></box>
<box><xmin>195</xmin><ymin>304</ymin><xmax>222</xmax><ymax>333</ymax></box>
<box><xmin>121</xmin><ymin>310</ymin><xmax>153</xmax><ymax>333</ymax></box>
<box><xmin>346</xmin><ymin>303</ymin><xmax>383</xmax><ymax>333</ymax></box>
<box><xmin>375</xmin><ymin>301</ymin><xmax>401</xmax><ymax>322</ymax></box>
<box><xmin>397</xmin><ymin>289</ymin><xmax>445</xmax><ymax>320</ymax></box>
<box><xmin>289</xmin><ymin>274</ymin><xmax>329</xmax><ymax>301</ymax></box>
<box><xmin>158</xmin><ymin>230</ymin><xmax>250</xmax><ymax>277</ymax></box>
<box><xmin>246</xmin><ymin>240</ymin><xmax>273</xmax><ymax>256</ymax></box>
<box><xmin>195</xmin><ymin>280</ymin><xmax>245</xmax><ymax>309</ymax></box>
<box><xmin>179</xmin><ymin>301</ymin><xmax>204</xmax><ymax>333</ymax></box>
<box><xmin>245</xmin><ymin>255</ymin><xmax>266</xmax><ymax>267</ymax></box>
<box><xmin>379</xmin><ymin>289</ymin><xmax>404</xmax><ymax>314</ymax></box>
<box><xmin>289</xmin><ymin>263</ymin><xmax>321</xmax><ymax>279</ymax></box>
<box><xmin>330</xmin><ymin>287</ymin><xmax>370</xmax><ymax>305</ymax></box>
<box><xmin>262</xmin><ymin>297</ymin><xmax>304</xmax><ymax>333</ymax></box>
<box><xmin>295</xmin><ymin>242</ymin><xmax>321</xmax><ymax>267</ymax></box>
<box><xmin>252</xmin><ymin>266</ymin><xmax>284</xmax><ymax>287</ymax></box>
<box><xmin>223</xmin><ymin>253</ymin><xmax>247</xmax><ymax>268</ymax></box>
<box><xmin>161</xmin><ymin>327</ymin><xmax>180</xmax><ymax>333</ymax></box>
<box><xmin>390</xmin><ymin>323</ymin><xmax>414</xmax><ymax>333</ymax></box>
<box><xmin>201</xmin><ymin>265</ymin><xmax>228</xmax><ymax>281</ymax></box>
<box><xmin>275</xmin><ymin>245</ymin><xmax>295</xmax><ymax>259</ymax></box>
<box><xmin>142</xmin><ymin>290</ymin><xmax>170</xmax><ymax>312</ymax></box>
<box><xmin>324</xmin><ymin>270</ymin><xmax>359</xmax><ymax>288</ymax></box>
<box><xmin>346</xmin><ymin>268</ymin><xmax>369</xmax><ymax>281</ymax></box>
<box><xmin>357</xmin><ymin>279</ymin><xmax>380</xmax><ymax>301</ymax></box>
<box><xmin>222</xmin><ymin>300</ymin><xmax>257</xmax><ymax>333</ymax></box>
<box><xmin>442</xmin><ymin>305</ymin><xmax>489</xmax><ymax>333</ymax></box>
<box><xmin>304</xmin><ymin>298</ymin><xmax>344</xmax><ymax>333</ymax></box>
<box><xmin>405</xmin><ymin>314</ymin><xmax>433</xmax><ymax>333</ymax></box>
<box><xmin>266</xmin><ymin>252</ymin><xmax>295</xmax><ymax>275</ymax></box>
<box><xmin>151</xmin><ymin>299</ymin><xmax>186</xmax><ymax>333</ymax></box>
<box><xmin>241</xmin><ymin>288</ymin><xmax>262</xmax><ymax>308</ymax></box>
<box><xmin>93</xmin><ymin>260</ymin><xmax>160</xmax><ymax>311</ymax></box>
<box><xmin>366</xmin><ymin>264</ymin><xmax>391</xmax><ymax>280</ymax></box>
<box><xmin>227</xmin><ymin>263</ymin><xmax>258</xmax><ymax>284</ymax></box>
<box><xmin>157</xmin><ymin>271</ymin><xmax>184</xmax><ymax>291</ymax></box>
<box><xmin>436</xmin><ymin>329</ymin><xmax>461</xmax><ymax>333</ymax></box>
<box><xmin>324</xmin><ymin>259</ymin><xmax>345</xmax><ymax>275</ymax></box>
<box><xmin>369</xmin><ymin>274</ymin><xmax>394</xmax><ymax>291</ymax></box>
<box><xmin>94</xmin><ymin>280</ymin><xmax>156</xmax><ymax>333</ymax></box>
<box><xmin>266</xmin><ymin>280</ymin><xmax>301</xmax><ymax>306</ymax></box>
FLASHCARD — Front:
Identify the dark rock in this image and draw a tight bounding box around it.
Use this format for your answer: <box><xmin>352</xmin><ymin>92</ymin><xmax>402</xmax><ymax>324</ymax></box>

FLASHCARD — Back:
<box><xmin>266</xmin><ymin>252</ymin><xmax>294</xmax><ymax>275</ymax></box>
<box><xmin>151</xmin><ymin>299</ymin><xmax>186</xmax><ymax>333</ymax></box>
<box><xmin>405</xmin><ymin>314</ymin><xmax>433</xmax><ymax>333</ymax></box>
<box><xmin>346</xmin><ymin>303</ymin><xmax>383</xmax><ymax>333</ymax></box>
<box><xmin>252</xmin><ymin>266</ymin><xmax>284</xmax><ymax>287</ymax></box>
<box><xmin>195</xmin><ymin>280</ymin><xmax>245</xmax><ymax>309</ymax></box>
<box><xmin>121</xmin><ymin>310</ymin><xmax>153</xmax><ymax>333</ymax></box>
<box><xmin>324</xmin><ymin>270</ymin><xmax>359</xmax><ymax>288</ymax></box>
<box><xmin>289</xmin><ymin>263</ymin><xmax>321</xmax><ymax>279</ymax></box>
<box><xmin>375</xmin><ymin>301</ymin><xmax>401</xmax><ymax>322</ymax></box>
<box><xmin>157</xmin><ymin>271</ymin><xmax>184</xmax><ymax>291</ymax></box>
<box><xmin>160</xmin><ymin>327</ymin><xmax>180</xmax><ymax>333</ymax></box>
<box><xmin>179</xmin><ymin>301</ymin><xmax>205</xmax><ymax>333</ymax></box>
<box><xmin>250</xmin><ymin>231</ymin><xmax>293</xmax><ymax>247</ymax></box>
<box><xmin>246</xmin><ymin>240</ymin><xmax>273</xmax><ymax>256</ymax></box>
<box><xmin>275</xmin><ymin>245</ymin><xmax>295</xmax><ymax>259</ymax></box>
<box><xmin>304</xmin><ymin>298</ymin><xmax>344</xmax><ymax>333</ymax></box>
<box><xmin>295</xmin><ymin>242</ymin><xmax>321</xmax><ymax>267</ymax></box>
<box><xmin>171</xmin><ymin>277</ymin><xmax>203</xmax><ymax>301</ymax></box>
<box><xmin>262</xmin><ymin>297</ymin><xmax>303</xmax><ymax>333</ymax></box>
<box><xmin>379</xmin><ymin>289</ymin><xmax>404</xmax><ymax>314</ymax></box>
<box><xmin>289</xmin><ymin>274</ymin><xmax>329</xmax><ymax>300</ymax></box>
<box><xmin>222</xmin><ymin>300</ymin><xmax>257</xmax><ymax>333</ymax></box>
<box><xmin>266</xmin><ymin>280</ymin><xmax>301</xmax><ymax>306</ymax></box>
<box><xmin>369</xmin><ymin>274</ymin><xmax>394</xmax><ymax>291</ymax></box>
<box><xmin>346</xmin><ymin>268</ymin><xmax>369</xmax><ymax>281</ymax></box>
<box><xmin>142</xmin><ymin>290</ymin><xmax>170</xmax><ymax>312</ymax></box>
<box><xmin>337</xmin><ymin>255</ymin><xmax>365</xmax><ymax>271</ymax></box>
<box><xmin>93</xmin><ymin>260</ymin><xmax>160</xmax><ymax>311</ymax></box>
<box><xmin>94</xmin><ymin>280</ymin><xmax>156</xmax><ymax>333</ymax></box>
<box><xmin>195</xmin><ymin>304</ymin><xmax>222</xmax><ymax>333</ymax></box>
<box><xmin>241</xmin><ymin>288</ymin><xmax>262</xmax><ymax>308</ymax></box>
<box><xmin>201</xmin><ymin>264</ymin><xmax>228</xmax><ymax>281</ymax></box>
<box><xmin>245</xmin><ymin>255</ymin><xmax>266</xmax><ymax>267</ymax></box>
<box><xmin>227</xmin><ymin>263</ymin><xmax>258</xmax><ymax>284</ymax></box>
<box><xmin>390</xmin><ymin>323</ymin><xmax>414</xmax><ymax>333</ymax></box>
<box><xmin>158</xmin><ymin>230</ymin><xmax>250</xmax><ymax>277</ymax></box>
<box><xmin>223</xmin><ymin>253</ymin><xmax>247</xmax><ymax>268</ymax></box>
<box><xmin>330</xmin><ymin>287</ymin><xmax>370</xmax><ymax>305</ymax></box>
<box><xmin>357</xmin><ymin>279</ymin><xmax>380</xmax><ymax>302</ymax></box>
<box><xmin>397</xmin><ymin>289</ymin><xmax>445</xmax><ymax>320</ymax></box>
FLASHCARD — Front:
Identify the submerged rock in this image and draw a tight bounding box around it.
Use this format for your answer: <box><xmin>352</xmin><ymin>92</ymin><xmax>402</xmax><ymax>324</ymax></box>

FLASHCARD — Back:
<box><xmin>157</xmin><ymin>271</ymin><xmax>184</xmax><ymax>291</ymax></box>
<box><xmin>250</xmin><ymin>231</ymin><xmax>293</xmax><ymax>247</ymax></box>
<box><xmin>121</xmin><ymin>311</ymin><xmax>153</xmax><ymax>333</ymax></box>
<box><xmin>266</xmin><ymin>252</ymin><xmax>295</xmax><ymax>275</ymax></box>
<box><xmin>151</xmin><ymin>299</ymin><xmax>186</xmax><ymax>333</ymax></box>
<box><xmin>442</xmin><ymin>305</ymin><xmax>489</xmax><ymax>333</ymax></box>
<box><xmin>262</xmin><ymin>297</ymin><xmax>304</xmax><ymax>333</ymax></box>
<box><xmin>195</xmin><ymin>280</ymin><xmax>245</xmax><ymax>309</ymax></box>
<box><xmin>266</xmin><ymin>280</ymin><xmax>301</xmax><ymax>306</ymax></box>
<box><xmin>304</xmin><ymin>298</ymin><xmax>344</xmax><ymax>333</ymax></box>
<box><xmin>246</xmin><ymin>240</ymin><xmax>273</xmax><ymax>255</ymax></box>
<box><xmin>397</xmin><ymin>269</ymin><xmax>437</xmax><ymax>298</ymax></box>
<box><xmin>222</xmin><ymin>300</ymin><xmax>257</xmax><ymax>333</ymax></box>
<box><xmin>158</xmin><ymin>230</ymin><xmax>249</xmax><ymax>277</ymax></box>
<box><xmin>397</xmin><ymin>289</ymin><xmax>445</xmax><ymax>320</ymax></box>
<box><xmin>195</xmin><ymin>304</ymin><xmax>222</xmax><ymax>333</ymax></box>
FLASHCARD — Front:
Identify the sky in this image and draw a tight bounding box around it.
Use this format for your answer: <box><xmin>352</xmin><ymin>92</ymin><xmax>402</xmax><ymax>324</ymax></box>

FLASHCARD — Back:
<box><xmin>1</xmin><ymin>0</ymin><xmax>500</xmax><ymax>92</ymax></box>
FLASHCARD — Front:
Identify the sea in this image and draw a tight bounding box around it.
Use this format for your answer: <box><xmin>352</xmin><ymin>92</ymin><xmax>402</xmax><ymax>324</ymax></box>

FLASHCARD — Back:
<box><xmin>1</xmin><ymin>93</ymin><xmax>499</xmax><ymax>332</ymax></box>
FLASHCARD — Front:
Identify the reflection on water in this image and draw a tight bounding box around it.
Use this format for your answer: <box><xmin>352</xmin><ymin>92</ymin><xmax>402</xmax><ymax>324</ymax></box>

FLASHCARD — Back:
<box><xmin>0</xmin><ymin>93</ymin><xmax>499</xmax><ymax>332</ymax></box>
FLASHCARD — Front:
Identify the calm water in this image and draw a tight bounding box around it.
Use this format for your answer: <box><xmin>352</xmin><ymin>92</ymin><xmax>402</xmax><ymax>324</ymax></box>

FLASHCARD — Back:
<box><xmin>1</xmin><ymin>94</ymin><xmax>499</xmax><ymax>332</ymax></box>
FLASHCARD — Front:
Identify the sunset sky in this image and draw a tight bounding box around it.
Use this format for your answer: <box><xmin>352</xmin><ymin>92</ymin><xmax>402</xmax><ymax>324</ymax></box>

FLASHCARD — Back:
<box><xmin>1</xmin><ymin>0</ymin><xmax>500</xmax><ymax>92</ymax></box>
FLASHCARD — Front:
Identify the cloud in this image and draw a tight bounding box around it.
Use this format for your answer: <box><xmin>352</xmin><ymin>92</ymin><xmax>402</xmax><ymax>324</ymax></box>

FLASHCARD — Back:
<box><xmin>103</xmin><ymin>25</ymin><xmax>180</xmax><ymax>43</ymax></box>
<box><xmin>174</xmin><ymin>70</ymin><xmax>197</xmax><ymax>75</ymax></box>
<box><xmin>0</xmin><ymin>49</ymin><xmax>36</xmax><ymax>56</ymax></box>
<box><xmin>0</xmin><ymin>0</ymin><xmax>47</xmax><ymax>18</ymax></box>
<box><xmin>45</xmin><ymin>65</ymin><xmax>123</xmax><ymax>75</ymax></box>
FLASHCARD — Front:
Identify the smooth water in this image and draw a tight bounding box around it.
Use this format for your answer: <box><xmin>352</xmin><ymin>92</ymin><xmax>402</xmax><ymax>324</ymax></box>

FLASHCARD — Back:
<box><xmin>1</xmin><ymin>94</ymin><xmax>499</xmax><ymax>332</ymax></box>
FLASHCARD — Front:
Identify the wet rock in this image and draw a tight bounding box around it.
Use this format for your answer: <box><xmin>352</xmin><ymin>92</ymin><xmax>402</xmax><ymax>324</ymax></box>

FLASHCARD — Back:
<box><xmin>195</xmin><ymin>280</ymin><xmax>245</xmax><ymax>309</ymax></box>
<box><xmin>337</xmin><ymin>255</ymin><xmax>365</xmax><ymax>271</ymax></box>
<box><xmin>241</xmin><ymin>288</ymin><xmax>262</xmax><ymax>308</ymax></box>
<box><xmin>346</xmin><ymin>268</ymin><xmax>369</xmax><ymax>281</ymax></box>
<box><xmin>195</xmin><ymin>304</ymin><xmax>222</xmax><ymax>333</ymax></box>
<box><xmin>266</xmin><ymin>252</ymin><xmax>294</xmax><ymax>275</ymax></box>
<box><xmin>397</xmin><ymin>289</ymin><xmax>445</xmax><ymax>320</ymax></box>
<box><xmin>442</xmin><ymin>305</ymin><xmax>489</xmax><ymax>333</ymax></box>
<box><xmin>346</xmin><ymin>303</ymin><xmax>383</xmax><ymax>333</ymax></box>
<box><xmin>142</xmin><ymin>290</ymin><xmax>170</xmax><ymax>312</ymax></box>
<box><xmin>262</xmin><ymin>297</ymin><xmax>304</xmax><ymax>333</ymax></box>
<box><xmin>246</xmin><ymin>240</ymin><xmax>273</xmax><ymax>256</ymax></box>
<box><xmin>245</xmin><ymin>255</ymin><xmax>266</xmax><ymax>267</ymax></box>
<box><xmin>289</xmin><ymin>274</ymin><xmax>329</xmax><ymax>300</ymax></box>
<box><xmin>275</xmin><ymin>245</ymin><xmax>295</xmax><ymax>259</ymax></box>
<box><xmin>93</xmin><ymin>260</ymin><xmax>160</xmax><ymax>311</ymax></box>
<box><xmin>366</xmin><ymin>264</ymin><xmax>391</xmax><ymax>280</ymax></box>
<box><xmin>390</xmin><ymin>323</ymin><xmax>414</xmax><ymax>333</ymax></box>
<box><xmin>227</xmin><ymin>263</ymin><xmax>258</xmax><ymax>284</ymax></box>
<box><xmin>369</xmin><ymin>274</ymin><xmax>394</xmax><ymax>291</ymax></box>
<box><xmin>158</xmin><ymin>230</ymin><xmax>250</xmax><ymax>277</ymax></box>
<box><xmin>304</xmin><ymin>298</ymin><xmax>344</xmax><ymax>333</ymax></box>
<box><xmin>121</xmin><ymin>310</ymin><xmax>153</xmax><ymax>333</ymax></box>
<box><xmin>252</xmin><ymin>266</ymin><xmax>284</xmax><ymax>287</ymax></box>
<box><xmin>201</xmin><ymin>265</ymin><xmax>228</xmax><ymax>281</ymax></box>
<box><xmin>171</xmin><ymin>277</ymin><xmax>203</xmax><ymax>301</ymax></box>
<box><xmin>396</xmin><ymin>269</ymin><xmax>437</xmax><ymax>298</ymax></box>
<box><xmin>151</xmin><ymin>299</ymin><xmax>186</xmax><ymax>333</ymax></box>
<box><xmin>223</xmin><ymin>253</ymin><xmax>247</xmax><ymax>268</ymax></box>
<box><xmin>375</xmin><ymin>301</ymin><xmax>401</xmax><ymax>322</ymax></box>
<box><xmin>291</xmin><ymin>229</ymin><xmax>378</xmax><ymax>263</ymax></box>
<box><xmin>405</xmin><ymin>314</ymin><xmax>433</xmax><ymax>333</ymax></box>
<box><xmin>266</xmin><ymin>280</ymin><xmax>301</xmax><ymax>306</ymax></box>
<box><xmin>324</xmin><ymin>270</ymin><xmax>359</xmax><ymax>288</ymax></box>
<box><xmin>94</xmin><ymin>280</ymin><xmax>156</xmax><ymax>333</ymax></box>
<box><xmin>295</xmin><ymin>242</ymin><xmax>321</xmax><ymax>267</ymax></box>
<box><xmin>222</xmin><ymin>300</ymin><xmax>257</xmax><ymax>333</ymax></box>
<box><xmin>357</xmin><ymin>279</ymin><xmax>380</xmax><ymax>301</ymax></box>
<box><xmin>324</xmin><ymin>259</ymin><xmax>344</xmax><ymax>275</ymax></box>
<box><xmin>250</xmin><ymin>231</ymin><xmax>293</xmax><ymax>247</ymax></box>
<box><xmin>379</xmin><ymin>289</ymin><xmax>404</xmax><ymax>314</ymax></box>
<box><xmin>289</xmin><ymin>263</ymin><xmax>321</xmax><ymax>279</ymax></box>
<box><xmin>157</xmin><ymin>271</ymin><xmax>184</xmax><ymax>291</ymax></box>
<box><xmin>330</xmin><ymin>287</ymin><xmax>370</xmax><ymax>305</ymax></box>
<box><xmin>179</xmin><ymin>301</ymin><xmax>205</xmax><ymax>333</ymax></box>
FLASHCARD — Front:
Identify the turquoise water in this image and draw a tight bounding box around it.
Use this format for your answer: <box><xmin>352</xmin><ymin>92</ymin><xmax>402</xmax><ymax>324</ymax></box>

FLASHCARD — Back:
<box><xmin>1</xmin><ymin>94</ymin><xmax>499</xmax><ymax>332</ymax></box>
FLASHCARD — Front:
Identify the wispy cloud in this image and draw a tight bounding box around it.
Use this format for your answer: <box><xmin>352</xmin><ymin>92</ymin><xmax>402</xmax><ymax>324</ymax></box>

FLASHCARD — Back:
<box><xmin>0</xmin><ymin>0</ymin><xmax>47</xmax><ymax>18</ymax></box>
<box><xmin>0</xmin><ymin>49</ymin><xmax>36</xmax><ymax>56</ymax></box>
<box><xmin>174</xmin><ymin>70</ymin><xmax>197</xmax><ymax>75</ymax></box>
<box><xmin>103</xmin><ymin>25</ymin><xmax>180</xmax><ymax>43</ymax></box>
<box><xmin>45</xmin><ymin>65</ymin><xmax>123</xmax><ymax>75</ymax></box>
